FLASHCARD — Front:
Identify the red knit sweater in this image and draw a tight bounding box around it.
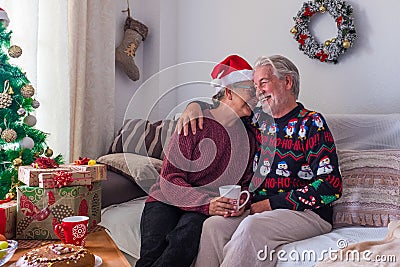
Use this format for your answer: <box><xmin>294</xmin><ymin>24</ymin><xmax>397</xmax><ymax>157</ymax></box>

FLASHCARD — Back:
<box><xmin>147</xmin><ymin>110</ymin><xmax>256</xmax><ymax>215</ymax></box>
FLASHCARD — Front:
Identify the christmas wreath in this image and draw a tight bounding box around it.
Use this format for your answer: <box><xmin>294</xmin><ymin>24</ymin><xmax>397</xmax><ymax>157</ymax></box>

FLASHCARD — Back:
<box><xmin>291</xmin><ymin>0</ymin><xmax>356</xmax><ymax>64</ymax></box>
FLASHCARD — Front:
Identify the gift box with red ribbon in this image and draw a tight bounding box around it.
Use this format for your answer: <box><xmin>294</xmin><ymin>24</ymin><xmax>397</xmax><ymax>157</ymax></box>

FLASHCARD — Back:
<box><xmin>63</xmin><ymin>164</ymin><xmax>107</xmax><ymax>182</ymax></box>
<box><xmin>18</xmin><ymin>166</ymin><xmax>71</xmax><ymax>187</ymax></box>
<box><xmin>16</xmin><ymin>182</ymin><xmax>101</xmax><ymax>239</ymax></box>
<box><xmin>0</xmin><ymin>200</ymin><xmax>17</xmax><ymax>239</ymax></box>
<box><xmin>38</xmin><ymin>170</ymin><xmax>92</xmax><ymax>189</ymax></box>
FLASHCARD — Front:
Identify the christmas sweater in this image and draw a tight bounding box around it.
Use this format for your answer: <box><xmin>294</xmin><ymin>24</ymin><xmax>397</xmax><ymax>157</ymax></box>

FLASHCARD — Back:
<box><xmin>147</xmin><ymin>110</ymin><xmax>256</xmax><ymax>215</ymax></box>
<box><xmin>250</xmin><ymin>103</ymin><xmax>342</xmax><ymax>223</ymax></box>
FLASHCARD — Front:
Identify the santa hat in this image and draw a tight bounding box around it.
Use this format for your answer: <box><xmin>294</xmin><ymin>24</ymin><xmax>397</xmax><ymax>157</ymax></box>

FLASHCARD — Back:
<box><xmin>0</xmin><ymin>8</ymin><xmax>9</xmax><ymax>27</ymax></box>
<box><xmin>211</xmin><ymin>55</ymin><xmax>253</xmax><ymax>93</ymax></box>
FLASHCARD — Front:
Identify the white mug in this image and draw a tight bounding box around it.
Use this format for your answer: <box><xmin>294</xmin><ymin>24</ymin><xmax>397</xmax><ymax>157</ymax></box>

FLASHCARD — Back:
<box><xmin>219</xmin><ymin>185</ymin><xmax>250</xmax><ymax>211</ymax></box>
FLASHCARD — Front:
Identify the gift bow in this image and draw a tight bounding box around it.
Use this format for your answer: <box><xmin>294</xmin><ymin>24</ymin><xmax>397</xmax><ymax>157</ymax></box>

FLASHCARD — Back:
<box><xmin>53</xmin><ymin>171</ymin><xmax>74</xmax><ymax>188</ymax></box>
<box><xmin>74</xmin><ymin>157</ymin><xmax>90</xmax><ymax>165</ymax></box>
<box><xmin>32</xmin><ymin>157</ymin><xmax>59</xmax><ymax>169</ymax></box>
<box><xmin>74</xmin><ymin>156</ymin><xmax>96</xmax><ymax>166</ymax></box>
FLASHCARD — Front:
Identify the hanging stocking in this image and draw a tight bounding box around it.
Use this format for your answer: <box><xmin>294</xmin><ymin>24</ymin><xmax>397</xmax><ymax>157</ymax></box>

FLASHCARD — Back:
<box><xmin>116</xmin><ymin>16</ymin><xmax>148</xmax><ymax>81</ymax></box>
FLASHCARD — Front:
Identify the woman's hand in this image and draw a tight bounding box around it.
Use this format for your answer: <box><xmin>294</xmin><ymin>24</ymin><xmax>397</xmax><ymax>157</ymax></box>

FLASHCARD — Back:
<box><xmin>209</xmin><ymin>197</ymin><xmax>237</xmax><ymax>217</ymax></box>
<box><xmin>229</xmin><ymin>199</ymin><xmax>246</xmax><ymax>217</ymax></box>
<box><xmin>176</xmin><ymin>102</ymin><xmax>204</xmax><ymax>136</ymax></box>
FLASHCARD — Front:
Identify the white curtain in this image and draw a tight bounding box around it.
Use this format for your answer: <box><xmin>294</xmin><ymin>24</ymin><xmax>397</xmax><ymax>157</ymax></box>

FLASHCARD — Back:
<box><xmin>0</xmin><ymin>0</ymin><xmax>115</xmax><ymax>162</ymax></box>
<box><xmin>68</xmin><ymin>0</ymin><xmax>115</xmax><ymax>160</ymax></box>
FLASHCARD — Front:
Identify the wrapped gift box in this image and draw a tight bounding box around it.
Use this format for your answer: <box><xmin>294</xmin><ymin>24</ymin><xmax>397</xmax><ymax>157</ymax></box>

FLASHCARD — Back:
<box><xmin>63</xmin><ymin>164</ymin><xmax>107</xmax><ymax>181</ymax></box>
<box><xmin>38</xmin><ymin>171</ymin><xmax>92</xmax><ymax>189</ymax></box>
<box><xmin>18</xmin><ymin>166</ymin><xmax>70</xmax><ymax>187</ymax></box>
<box><xmin>0</xmin><ymin>200</ymin><xmax>17</xmax><ymax>239</ymax></box>
<box><xmin>16</xmin><ymin>182</ymin><xmax>101</xmax><ymax>239</ymax></box>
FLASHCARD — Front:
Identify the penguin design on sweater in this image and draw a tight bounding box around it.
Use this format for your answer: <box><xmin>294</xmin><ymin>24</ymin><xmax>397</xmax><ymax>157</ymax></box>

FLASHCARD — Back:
<box><xmin>252</xmin><ymin>111</ymin><xmax>261</xmax><ymax>126</ymax></box>
<box><xmin>312</xmin><ymin>113</ymin><xmax>325</xmax><ymax>131</ymax></box>
<box><xmin>253</xmin><ymin>153</ymin><xmax>259</xmax><ymax>172</ymax></box>
<box><xmin>298</xmin><ymin>118</ymin><xmax>309</xmax><ymax>140</ymax></box>
<box><xmin>276</xmin><ymin>161</ymin><xmax>291</xmax><ymax>177</ymax></box>
<box><xmin>316</xmin><ymin>156</ymin><xmax>333</xmax><ymax>175</ymax></box>
<box><xmin>267</xmin><ymin>123</ymin><xmax>279</xmax><ymax>135</ymax></box>
<box><xmin>284</xmin><ymin>119</ymin><xmax>298</xmax><ymax>138</ymax></box>
<box><xmin>260</xmin><ymin>121</ymin><xmax>268</xmax><ymax>134</ymax></box>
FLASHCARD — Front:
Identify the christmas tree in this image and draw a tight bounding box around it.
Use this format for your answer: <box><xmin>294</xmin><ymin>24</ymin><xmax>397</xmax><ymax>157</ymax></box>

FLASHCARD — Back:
<box><xmin>0</xmin><ymin>8</ymin><xmax>62</xmax><ymax>200</ymax></box>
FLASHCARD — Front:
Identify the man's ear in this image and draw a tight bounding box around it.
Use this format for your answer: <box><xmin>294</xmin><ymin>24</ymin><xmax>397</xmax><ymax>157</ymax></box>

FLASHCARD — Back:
<box><xmin>285</xmin><ymin>75</ymin><xmax>293</xmax><ymax>90</ymax></box>
<box><xmin>225</xmin><ymin>87</ymin><xmax>233</xmax><ymax>100</ymax></box>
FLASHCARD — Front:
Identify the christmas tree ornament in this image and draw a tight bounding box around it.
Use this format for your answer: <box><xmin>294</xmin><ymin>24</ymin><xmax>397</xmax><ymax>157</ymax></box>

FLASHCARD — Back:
<box><xmin>0</xmin><ymin>7</ymin><xmax>9</xmax><ymax>27</ymax></box>
<box><xmin>12</xmin><ymin>157</ymin><xmax>23</xmax><ymax>167</ymax></box>
<box><xmin>1</xmin><ymin>128</ymin><xmax>17</xmax><ymax>143</ymax></box>
<box><xmin>20</xmin><ymin>84</ymin><xmax>35</xmax><ymax>98</ymax></box>
<box><xmin>45</xmin><ymin>147</ymin><xmax>54</xmax><ymax>157</ymax></box>
<box><xmin>342</xmin><ymin>39</ymin><xmax>351</xmax><ymax>48</ymax></box>
<box><xmin>7</xmin><ymin>85</ymin><xmax>14</xmax><ymax>94</ymax></box>
<box><xmin>0</xmin><ymin>92</ymin><xmax>12</xmax><ymax>108</ymax></box>
<box><xmin>0</xmin><ymin>80</ymin><xmax>12</xmax><ymax>109</ymax></box>
<box><xmin>5</xmin><ymin>192</ymin><xmax>15</xmax><ymax>200</ymax></box>
<box><xmin>291</xmin><ymin>0</ymin><xmax>357</xmax><ymax>64</ymax></box>
<box><xmin>31</xmin><ymin>99</ymin><xmax>40</xmax><ymax>109</ymax></box>
<box><xmin>24</xmin><ymin>114</ymin><xmax>37</xmax><ymax>126</ymax></box>
<box><xmin>115</xmin><ymin>5</ymin><xmax>148</xmax><ymax>82</ymax></box>
<box><xmin>20</xmin><ymin>136</ymin><xmax>35</xmax><ymax>149</ymax></box>
<box><xmin>17</xmin><ymin>106</ymin><xmax>26</xmax><ymax>116</ymax></box>
<box><xmin>8</xmin><ymin>45</ymin><xmax>22</xmax><ymax>58</ymax></box>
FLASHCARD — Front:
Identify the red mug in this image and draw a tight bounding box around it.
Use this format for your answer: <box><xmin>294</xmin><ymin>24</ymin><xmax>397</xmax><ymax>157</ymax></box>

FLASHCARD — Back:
<box><xmin>54</xmin><ymin>216</ymin><xmax>89</xmax><ymax>246</ymax></box>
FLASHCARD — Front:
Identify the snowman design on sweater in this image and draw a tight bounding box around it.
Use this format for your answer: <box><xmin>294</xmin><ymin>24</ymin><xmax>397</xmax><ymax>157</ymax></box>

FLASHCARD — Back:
<box><xmin>260</xmin><ymin>159</ymin><xmax>271</xmax><ymax>176</ymax></box>
<box><xmin>249</xmin><ymin>103</ymin><xmax>342</xmax><ymax>222</ymax></box>
<box><xmin>297</xmin><ymin>164</ymin><xmax>314</xmax><ymax>180</ymax></box>
<box><xmin>316</xmin><ymin>156</ymin><xmax>333</xmax><ymax>175</ymax></box>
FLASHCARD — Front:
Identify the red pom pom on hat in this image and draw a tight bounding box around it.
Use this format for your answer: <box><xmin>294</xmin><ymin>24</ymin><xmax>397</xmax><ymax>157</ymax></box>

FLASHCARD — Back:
<box><xmin>210</xmin><ymin>55</ymin><xmax>253</xmax><ymax>91</ymax></box>
<box><xmin>0</xmin><ymin>8</ymin><xmax>10</xmax><ymax>27</ymax></box>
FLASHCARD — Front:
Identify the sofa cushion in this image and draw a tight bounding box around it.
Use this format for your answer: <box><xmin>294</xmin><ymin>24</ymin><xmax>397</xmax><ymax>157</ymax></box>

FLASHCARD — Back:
<box><xmin>108</xmin><ymin>119</ymin><xmax>177</xmax><ymax>160</ymax></box>
<box><xmin>333</xmin><ymin>149</ymin><xmax>400</xmax><ymax>228</ymax></box>
<box><xmin>97</xmin><ymin>153</ymin><xmax>163</xmax><ymax>191</ymax></box>
<box><xmin>101</xmin><ymin>170</ymin><xmax>147</xmax><ymax>208</ymax></box>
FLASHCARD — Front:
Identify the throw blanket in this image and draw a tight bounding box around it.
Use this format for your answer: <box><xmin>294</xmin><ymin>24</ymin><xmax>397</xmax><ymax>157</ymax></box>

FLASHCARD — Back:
<box><xmin>316</xmin><ymin>220</ymin><xmax>400</xmax><ymax>266</ymax></box>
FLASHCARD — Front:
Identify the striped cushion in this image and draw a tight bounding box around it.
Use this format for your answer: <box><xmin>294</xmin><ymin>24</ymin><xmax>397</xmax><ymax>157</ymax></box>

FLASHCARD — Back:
<box><xmin>109</xmin><ymin>119</ymin><xmax>177</xmax><ymax>160</ymax></box>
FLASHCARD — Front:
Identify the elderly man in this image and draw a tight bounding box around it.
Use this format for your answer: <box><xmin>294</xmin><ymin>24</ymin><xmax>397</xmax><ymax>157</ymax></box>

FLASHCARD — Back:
<box><xmin>178</xmin><ymin>55</ymin><xmax>342</xmax><ymax>266</ymax></box>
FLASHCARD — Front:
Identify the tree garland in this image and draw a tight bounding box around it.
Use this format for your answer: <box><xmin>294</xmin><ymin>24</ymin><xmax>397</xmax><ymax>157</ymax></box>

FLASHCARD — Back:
<box><xmin>291</xmin><ymin>0</ymin><xmax>356</xmax><ymax>64</ymax></box>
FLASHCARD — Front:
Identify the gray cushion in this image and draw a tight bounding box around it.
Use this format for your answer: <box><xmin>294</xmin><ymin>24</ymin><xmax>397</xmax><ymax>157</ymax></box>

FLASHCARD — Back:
<box><xmin>97</xmin><ymin>153</ymin><xmax>163</xmax><ymax>192</ymax></box>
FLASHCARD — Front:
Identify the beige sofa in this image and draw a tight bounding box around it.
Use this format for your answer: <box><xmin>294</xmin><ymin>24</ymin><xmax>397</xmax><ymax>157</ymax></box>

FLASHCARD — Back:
<box><xmin>98</xmin><ymin>114</ymin><xmax>400</xmax><ymax>266</ymax></box>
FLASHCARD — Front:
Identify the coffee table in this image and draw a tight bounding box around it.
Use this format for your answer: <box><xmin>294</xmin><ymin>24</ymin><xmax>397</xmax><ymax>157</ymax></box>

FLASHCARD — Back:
<box><xmin>8</xmin><ymin>229</ymin><xmax>131</xmax><ymax>266</ymax></box>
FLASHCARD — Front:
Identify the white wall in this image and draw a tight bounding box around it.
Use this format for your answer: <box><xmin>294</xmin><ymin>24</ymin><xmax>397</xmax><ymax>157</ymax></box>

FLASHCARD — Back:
<box><xmin>115</xmin><ymin>0</ymin><xmax>400</xmax><ymax>129</ymax></box>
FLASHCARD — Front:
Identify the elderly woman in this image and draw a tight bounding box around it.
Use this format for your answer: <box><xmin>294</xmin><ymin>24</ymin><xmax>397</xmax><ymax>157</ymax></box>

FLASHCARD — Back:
<box><xmin>136</xmin><ymin>55</ymin><xmax>258</xmax><ymax>267</ymax></box>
